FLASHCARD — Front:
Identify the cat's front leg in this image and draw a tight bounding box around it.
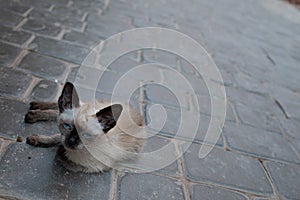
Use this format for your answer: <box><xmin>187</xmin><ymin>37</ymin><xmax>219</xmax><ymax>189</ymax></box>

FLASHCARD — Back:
<box><xmin>29</xmin><ymin>101</ymin><xmax>58</xmax><ymax>110</ymax></box>
<box><xmin>26</xmin><ymin>134</ymin><xmax>61</xmax><ymax>147</ymax></box>
<box><xmin>25</xmin><ymin>109</ymin><xmax>58</xmax><ymax>123</ymax></box>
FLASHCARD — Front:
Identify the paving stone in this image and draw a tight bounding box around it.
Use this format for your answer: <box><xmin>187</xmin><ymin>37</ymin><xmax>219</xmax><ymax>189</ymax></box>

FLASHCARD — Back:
<box><xmin>106</xmin><ymin>55</ymin><xmax>141</xmax><ymax>74</ymax></box>
<box><xmin>179</xmin><ymin>57</ymin><xmax>237</xmax><ymax>89</ymax></box>
<box><xmin>279</xmin><ymin>118</ymin><xmax>300</xmax><ymax>140</ymax></box>
<box><xmin>117</xmin><ymin>173</ymin><xmax>184</xmax><ymax>200</ymax></box>
<box><xmin>263</xmin><ymin>59</ymin><xmax>300</xmax><ymax>93</ymax></box>
<box><xmin>0</xmin><ymin>9</ymin><xmax>24</xmax><ymax>27</ymax></box>
<box><xmin>190</xmin><ymin>184</ymin><xmax>248</xmax><ymax>200</ymax></box>
<box><xmin>67</xmin><ymin>66</ymin><xmax>134</xmax><ymax>96</ymax></box>
<box><xmin>0</xmin><ymin>143</ymin><xmax>112</xmax><ymax>200</ymax></box>
<box><xmin>85</xmin><ymin>19</ymin><xmax>133</xmax><ymax>38</ymax></box>
<box><xmin>18</xmin><ymin>52</ymin><xmax>68</xmax><ymax>81</ymax></box>
<box><xmin>225</xmin><ymin>88</ymin><xmax>275</xmax><ymax>112</ymax></box>
<box><xmin>142</xmin><ymin>48</ymin><xmax>178</xmax><ymax>68</ymax></box>
<box><xmin>235</xmin><ymin>103</ymin><xmax>281</xmax><ymax>133</ymax></box>
<box><xmin>210</xmin><ymin>59</ymin><xmax>237</xmax><ymax>86</ymax></box>
<box><xmin>96</xmin><ymin>69</ymin><xmax>140</xmax><ymax>96</ymax></box>
<box><xmin>192</xmin><ymin>94</ymin><xmax>236</xmax><ymax>122</ymax></box>
<box><xmin>162</xmin><ymin>68</ymin><xmax>211</xmax><ymax>98</ymax></box>
<box><xmin>290</xmin><ymin>139</ymin><xmax>300</xmax><ymax>156</ymax></box>
<box><xmin>90</xmin><ymin>6</ymin><xmax>133</xmax><ymax>22</ymax></box>
<box><xmin>63</xmin><ymin>31</ymin><xmax>103</xmax><ymax>48</ymax></box>
<box><xmin>0</xmin><ymin>98</ymin><xmax>28</xmax><ymax>139</ymax></box>
<box><xmin>29</xmin><ymin>37</ymin><xmax>90</xmax><ymax>64</ymax></box>
<box><xmin>36</xmin><ymin>0</ymin><xmax>68</xmax><ymax>7</ymax></box>
<box><xmin>113</xmin><ymin>62</ymin><xmax>165</xmax><ymax>89</ymax></box>
<box><xmin>0</xmin><ymin>42</ymin><xmax>22</xmax><ymax>67</ymax></box>
<box><xmin>267</xmin><ymin>85</ymin><xmax>300</xmax><ymax>121</ymax></box>
<box><xmin>28</xmin><ymin>9</ymin><xmax>84</xmax><ymax>30</ymax></box>
<box><xmin>51</xmin><ymin>6</ymin><xmax>85</xmax><ymax>21</ymax></box>
<box><xmin>22</xmin><ymin>19</ymin><xmax>62</xmax><ymax>37</ymax></box>
<box><xmin>223</xmin><ymin>122</ymin><xmax>300</xmax><ymax>163</ymax></box>
<box><xmin>86</xmin><ymin>12</ymin><xmax>131</xmax><ymax>26</ymax></box>
<box><xmin>0</xmin><ymin>1</ymin><xmax>31</xmax><ymax>15</ymax></box>
<box><xmin>232</xmin><ymin>71</ymin><xmax>269</xmax><ymax>94</ymax></box>
<box><xmin>0</xmin><ymin>25</ymin><xmax>32</xmax><ymax>46</ymax></box>
<box><xmin>0</xmin><ymin>67</ymin><xmax>32</xmax><ymax>98</ymax></box>
<box><xmin>265</xmin><ymin>161</ymin><xmax>300</xmax><ymax>200</ymax></box>
<box><xmin>18</xmin><ymin>0</ymin><xmax>52</xmax><ymax>9</ymax></box>
<box><xmin>178</xmin><ymin>57</ymin><xmax>199</xmax><ymax>76</ymax></box>
<box><xmin>145</xmin><ymin>84</ymin><xmax>185</xmax><ymax>109</ymax></box>
<box><xmin>71</xmin><ymin>0</ymin><xmax>105</xmax><ymax>12</ymax></box>
<box><xmin>146</xmin><ymin>104</ymin><xmax>223</xmax><ymax>145</ymax></box>
<box><xmin>139</xmin><ymin>135</ymin><xmax>180</xmax><ymax>175</ymax></box>
<box><xmin>182</xmin><ymin>143</ymin><xmax>273</xmax><ymax>195</ymax></box>
<box><xmin>29</xmin><ymin>80</ymin><xmax>58</xmax><ymax>102</ymax></box>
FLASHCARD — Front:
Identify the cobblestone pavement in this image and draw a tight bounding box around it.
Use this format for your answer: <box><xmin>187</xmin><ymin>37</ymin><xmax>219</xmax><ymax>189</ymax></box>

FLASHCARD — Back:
<box><xmin>0</xmin><ymin>0</ymin><xmax>300</xmax><ymax>199</ymax></box>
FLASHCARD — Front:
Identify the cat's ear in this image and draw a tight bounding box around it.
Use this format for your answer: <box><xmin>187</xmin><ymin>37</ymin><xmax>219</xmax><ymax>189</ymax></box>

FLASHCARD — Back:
<box><xmin>58</xmin><ymin>82</ymin><xmax>80</xmax><ymax>113</ymax></box>
<box><xmin>96</xmin><ymin>104</ymin><xmax>123</xmax><ymax>133</ymax></box>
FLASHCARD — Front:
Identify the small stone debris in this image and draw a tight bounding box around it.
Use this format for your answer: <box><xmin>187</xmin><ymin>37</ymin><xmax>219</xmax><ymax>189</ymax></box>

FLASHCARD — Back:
<box><xmin>16</xmin><ymin>136</ymin><xmax>23</xmax><ymax>142</ymax></box>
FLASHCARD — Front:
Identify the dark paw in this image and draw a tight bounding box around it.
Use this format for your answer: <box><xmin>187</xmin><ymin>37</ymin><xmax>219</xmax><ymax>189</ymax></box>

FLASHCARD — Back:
<box><xmin>26</xmin><ymin>134</ymin><xmax>40</xmax><ymax>146</ymax></box>
<box><xmin>24</xmin><ymin>110</ymin><xmax>38</xmax><ymax>123</ymax></box>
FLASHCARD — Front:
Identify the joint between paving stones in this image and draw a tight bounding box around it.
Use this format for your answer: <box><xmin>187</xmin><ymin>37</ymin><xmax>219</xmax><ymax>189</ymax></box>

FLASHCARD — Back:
<box><xmin>109</xmin><ymin>169</ymin><xmax>118</xmax><ymax>200</ymax></box>
<box><xmin>103</xmin><ymin>0</ymin><xmax>111</xmax><ymax>11</ymax></box>
<box><xmin>138</xmin><ymin>81</ymin><xmax>148</xmax><ymax>125</ymax></box>
<box><xmin>10</xmin><ymin>48</ymin><xmax>29</xmax><ymax>69</ymax></box>
<box><xmin>81</xmin><ymin>12</ymin><xmax>89</xmax><ymax>22</ymax></box>
<box><xmin>65</xmin><ymin>1</ymin><xmax>72</xmax><ymax>8</ymax></box>
<box><xmin>13</xmin><ymin>18</ymin><xmax>28</xmax><ymax>31</ymax></box>
<box><xmin>21</xmin><ymin>77</ymin><xmax>41</xmax><ymax>102</ymax></box>
<box><xmin>288</xmin><ymin>142</ymin><xmax>300</xmax><ymax>160</ymax></box>
<box><xmin>175</xmin><ymin>141</ymin><xmax>191</xmax><ymax>200</ymax></box>
<box><xmin>0</xmin><ymin>140</ymin><xmax>11</xmax><ymax>160</ymax></box>
<box><xmin>228</xmin><ymin>101</ymin><xmax>240</xmax><ymax>125</ymax></box>
<box><xmin>56</xmin><ymin>28</ymin><xmax>67</xmax><ymax>40</ymax></box>
<box><xmin>258</xmin><ymin>160</ymin><xmax>281</xmax><ymax>199</ymax></box>
<box><xmin>52</xmin><ymin>64</ymin><xmax>74</xmax><ymax>101</ymax></box>
<box><xmin>22</xmin><ymin>7</ymin><xmax>34</xmax><ymax>18</ymax></box>
<box><xmin>48</xmin><ymin>5</ymin><xmax>55</xmax><ymax>12</ymax></box>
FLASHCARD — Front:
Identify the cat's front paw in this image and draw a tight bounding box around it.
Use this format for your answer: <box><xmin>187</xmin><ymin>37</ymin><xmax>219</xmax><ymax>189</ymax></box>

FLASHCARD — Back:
<box><xmin>26</xmin><ymin>134</ymin><xmax>40</xmax><ymax>146</ymax></box>
<box><xmin>24</xmin><ymin>110</ymin><xmax>39</xmax><ymax>123</ymax></box>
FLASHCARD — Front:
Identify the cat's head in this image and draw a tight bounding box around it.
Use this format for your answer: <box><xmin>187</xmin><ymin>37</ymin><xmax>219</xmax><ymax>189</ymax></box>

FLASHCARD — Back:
<box><xmin>57</xmin><ymin>82</ymin><xmax>123</xmax><ymax>150</ymax></box>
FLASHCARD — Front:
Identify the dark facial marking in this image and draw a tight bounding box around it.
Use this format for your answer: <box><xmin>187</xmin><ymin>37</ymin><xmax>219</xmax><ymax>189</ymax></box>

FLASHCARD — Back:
<box><xmin>65</xmin><ymin>128</ymin><xmax>81</xmax><ymax>149</ymax></box>
<box><xmin>96</xmin><ymin>104</ymin><xmax>123</xmax><ymax>133</ymax></box>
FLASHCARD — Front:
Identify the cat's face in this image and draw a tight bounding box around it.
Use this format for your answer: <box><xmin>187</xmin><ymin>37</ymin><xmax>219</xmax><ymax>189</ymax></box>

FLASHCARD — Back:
<box><xmin>57</xmin><ymin>82</ymin><xmax>123</xmax><ymax>150</ymax></box>
<box><xmin>58</xmin><ymin>111</ymin><xmax>81</xmax><ymax>150</ymax></box>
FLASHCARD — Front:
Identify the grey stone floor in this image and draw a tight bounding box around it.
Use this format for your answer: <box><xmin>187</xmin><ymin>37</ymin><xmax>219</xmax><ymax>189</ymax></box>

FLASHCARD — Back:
<box><xmin>0</xmin><ymin>0</ymin><xmax>300</xmax><ymax>199</ymax></box>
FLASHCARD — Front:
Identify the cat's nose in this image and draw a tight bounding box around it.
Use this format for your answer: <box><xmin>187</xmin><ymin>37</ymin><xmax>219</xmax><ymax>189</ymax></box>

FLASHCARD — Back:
<box><xmin>68</xmin><ymin>136</ymin><xmax>76</xmax><ymax>146</ymax></box>
<box><xmin>66</xmin><ymin>135</ymin><xmax>78</xmax><ymax>148</ymax></box>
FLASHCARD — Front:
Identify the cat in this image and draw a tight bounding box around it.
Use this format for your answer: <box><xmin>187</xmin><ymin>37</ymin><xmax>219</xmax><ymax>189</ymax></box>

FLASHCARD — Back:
<box><xmin>25</xmin><ymin>82</ymin><xmax>145</xmax><ymax>173</ymax></box>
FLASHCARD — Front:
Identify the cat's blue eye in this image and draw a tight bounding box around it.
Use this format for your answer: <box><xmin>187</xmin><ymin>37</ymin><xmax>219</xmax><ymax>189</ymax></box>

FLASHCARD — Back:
<box><xmin>63</xmin><ymin>123</ymin><xmax>72</xmax><ymax>131</ymax></box>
